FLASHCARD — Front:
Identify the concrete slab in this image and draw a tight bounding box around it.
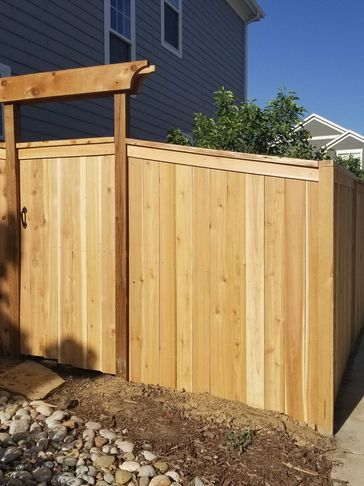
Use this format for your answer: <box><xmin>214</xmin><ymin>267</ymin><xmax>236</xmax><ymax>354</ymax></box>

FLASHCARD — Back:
<box><xmin>331</xmin><ymin>332</ymin><xmax>364</xmax><ymax>485</ymax></box>
<box><xmin>0</xmin><ymin>360</ymin><xmax>64</xmax><ymax>399</ymax></box>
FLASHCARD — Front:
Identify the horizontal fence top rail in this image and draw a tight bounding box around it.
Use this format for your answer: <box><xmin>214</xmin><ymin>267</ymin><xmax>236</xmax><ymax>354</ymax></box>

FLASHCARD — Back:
<box><xmin>127</xmin><ymin>138</ymin><xmax>320</xmax><ymax>182</ymax></box>
<box><xmin>16</xmin><ymin>137</ymin><xmax>114</xmax><ymax>160</ymax></box>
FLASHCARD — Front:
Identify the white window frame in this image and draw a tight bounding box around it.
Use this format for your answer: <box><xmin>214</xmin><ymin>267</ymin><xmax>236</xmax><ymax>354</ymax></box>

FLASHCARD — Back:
<box><xmin>0</xmin><ymin>63</ymin><xmax>11</xmax><ymax>141</ymax></box>
<box><xmin>104</xmin><ymin>0</ymin><xmax>136</xmax><ymax>64</ymax></box>
<box><xmin>161</xmin><ymin>0</ymin><xmax>183</xmax><ymax>58</ymax></box>
<box><xmin>336</xmin><ymin>148</ymin><xmax>363</xmax><ymax>164</ymax></box>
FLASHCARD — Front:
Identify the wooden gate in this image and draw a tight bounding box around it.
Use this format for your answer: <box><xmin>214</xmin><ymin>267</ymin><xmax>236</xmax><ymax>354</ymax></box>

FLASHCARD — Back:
<box><xmin>19</xmin><ymin>142</ymin><xmax>116</xmax><ymax>373</ymax></box>
<box><xmin>0</xmin><ymin>61</ymin><xmax>155</xmax><ymax>376</ymax></box>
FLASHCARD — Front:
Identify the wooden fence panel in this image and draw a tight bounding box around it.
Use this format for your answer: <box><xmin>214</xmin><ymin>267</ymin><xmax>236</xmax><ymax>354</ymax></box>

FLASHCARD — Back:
<box><xmin>18</xmin><ymin>147</ymin><xmax>116</xmax><ymax>373</ymax></box>
<box><xmin>4</xmin><ymin>135</ymin><xmax>364</xmax><ymax>434</ymax></box>
<box><xmin>127</xmin><ymin>142</ymin><xmax>328</xmax><ymax>430</ymax></box>
<box><xmin>333</xmin><ymin>169</ymin><xmax>364</xmax><ymax>398</ymax></box>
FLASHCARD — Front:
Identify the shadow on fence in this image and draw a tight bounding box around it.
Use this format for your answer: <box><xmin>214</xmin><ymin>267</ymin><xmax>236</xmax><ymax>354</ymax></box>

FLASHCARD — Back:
<box><xmin>334</xmin><ymin>329</ymin><xmax>364</xmax><ymax>433</ymax></box>
<box><xmin>0</xmin><ymin>214</ymin><xmax>19</xmax><ymax>357</ymax></box>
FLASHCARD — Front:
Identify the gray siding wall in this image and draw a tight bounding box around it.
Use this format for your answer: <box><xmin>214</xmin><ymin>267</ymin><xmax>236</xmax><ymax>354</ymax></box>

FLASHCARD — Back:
<box><xmin>0</xmin><ymin>0</ymin><xmax>246</xmax><ymax>142</ymax></box>
<box><xmin>0</xmin><ymin>0</ymin><xmax>113</xmax><ymax>141</ymax></box>
<box><xmin>132</xmin><ymin>0</ymin><xmax>246</xmax><ymax>140</ymax></box>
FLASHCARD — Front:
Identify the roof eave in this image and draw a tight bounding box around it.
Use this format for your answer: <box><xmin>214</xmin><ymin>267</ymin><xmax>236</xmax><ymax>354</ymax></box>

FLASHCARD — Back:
<box><xmin>226</xmin><ymin>0</ymin><xmax>265</xmax><ymax>23</ymax></box>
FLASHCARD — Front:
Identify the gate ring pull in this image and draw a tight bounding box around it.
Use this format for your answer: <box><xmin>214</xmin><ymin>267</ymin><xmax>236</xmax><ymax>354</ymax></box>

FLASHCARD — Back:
<box><xmin>20</xmin><ymin>207</ymin><xmax>27</xmax><ymax>229</ymax></box>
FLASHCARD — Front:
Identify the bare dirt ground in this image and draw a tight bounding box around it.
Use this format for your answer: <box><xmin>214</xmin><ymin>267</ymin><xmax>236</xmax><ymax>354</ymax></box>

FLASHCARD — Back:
<box><xmin>44</xmin><ymin>366</ymin><xmax>335</xmax><ymax>486</ymax></box>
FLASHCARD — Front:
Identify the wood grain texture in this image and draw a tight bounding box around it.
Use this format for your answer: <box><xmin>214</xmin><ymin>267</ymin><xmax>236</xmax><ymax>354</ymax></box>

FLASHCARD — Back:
<box><xmin>209</xmin><ymin>169</ymin><xmax>229</xmax><ymax>398</ymax></box>
<box><xmin>127</xmin><ymin>145</ymin><xmax>319</xmax><ymax>182</ymax></box>
<box><xmin>305</xmin><ymin>182</ymin><xmax>320</xmax><ymax>425</ymax></box>
<box><xmin>264</xmin><ymin>177</ymin><xmax>285</xmax><ymax>412</ymax></box>
<box><xmin>318</xmin><ymin>163</ymin><xmax>334</xmax><ymax>433</ymax></box>
<box><xmin>114</xmin><ymin>94</ymin><xmax>128</xmax><ymax>378</ymax></box>
<box><xmin>2</xmin><ymin>104</ymin><xmax>21</xmax><ymax>356</ymax></box>
<box><xmin>175</xmin><ymin>165</ymin><xmax>193</xmax><ymax>391</ymax></box>
<box><xmin>226</xmin><ymin>172</ymin><xmax>246</xmax><ymax>402</ymax></box>
<box><xmin>284</xmin><ymin>179</ymin><xmax>305</xmax><ymax>422</ymax></box>
<box><xmin>128</xmin><ymin>158</ymin><xmax>144</xmax><ymax>383</ymax></box>
<box><xmin>159</xmin><ymin>163</ymin><xmax>177</xmax><ymax>388</ymax></box>
<box><xmin>0</xmin><ymin>61</ymin><xmax>151</xmax><ymax>103</ymax></box>
<box><xmin>192</xmin><ymin>168</ymin><xmax>210</xmax><ymax>393</ymax></box>
<box><xmin>142</xmin><ymin>160</ymin><xmax>160</xmax><ymax>384</ymax></box>
<box><xmin>245</xmin><ymin>175</ymin><xmax>265</xmax><ymax>409</ymax></box>
<box><xmin>18</xmin><ymin>151</ymin><xmax>116</xmax><ymax>373</ymax></box>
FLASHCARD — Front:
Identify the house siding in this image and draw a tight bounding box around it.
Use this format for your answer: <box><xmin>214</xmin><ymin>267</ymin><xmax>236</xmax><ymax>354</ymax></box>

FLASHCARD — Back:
<box><xmin>0</xmin><ymin>0</ymin><xmax>113</xmax><ymax>141</ymax></box>
<box><xmin>0</xmin><ymin>0</ymin><xmax>246</xmax><ymax>142</ymax></box>
<box><xmin>132</xmin><ymin>0</ymin><xmax>246</xmax><ymax>140</ymax></box>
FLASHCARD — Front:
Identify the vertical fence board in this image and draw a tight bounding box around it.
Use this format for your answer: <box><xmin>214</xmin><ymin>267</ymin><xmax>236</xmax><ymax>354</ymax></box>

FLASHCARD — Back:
<box><xmin>245</xmin><ymin>174</ymin><xmax>265</xmax><ymax>409</ymax></box>
<box><xmin>176</xmin><ymin>165</ymin><xmax>193</xmax><ymax>391</ymax></box>
<box><xmin>71</xmin><ymin>157</ymin><xmax>84</xmax><ymax>368</ymax></box>
<box><xmin>159</xmin><ymin>163</ymin><xmax>177</xmax><ymax>388</ymax></box>
<box><xmin>264</xmin><ymin>176</ymin><xmax>285</xmax><ymax>412</ymax></box>
<box><xmin>29</xmin><ymin>159</ymin><xmax>45</xmax><ymax>358</ymax></box>
<box><xmin>192</xmin><ymin>168</ymin><xmax>210</xmax><ymax>393</ymax></box>
<box><xmin>306</xmin><ymin>181</ymin><xmax>319</xmax><ymax>425</ymax></box>
<box><xmin>43</xmin><ymin>159</ymin><xmax>59</xmax><ymax>359</ymax></box>
<box><xmin>142</xmin><ymin>160</ymin><xmax>160</xmax><ymax>384</ymax></box>
<box><xmin>19</xmin><ymin>160</ymin><xmax>32</xmax><ymax>355</ymax></box>
<box><xmin>226</xmin><ymin>172</ymin><xmax>246</xmax><ymax>402</ymax></box>
<box><xmin>86</xmin><ymin>157</ymin><xmax>102</xmax><ymax>370</ymax></box>
<box><xmin>318</xmin><ymin>162</ymin><xmax>334</xmax><ymax>433</ymax></box>
<box><xmin>101</xmin><ymin>155</ymin><xmax>116</xmax><ymax>374</ymax></box>
<box><xmin>209</xmin><ymin>170</ymin><xmax>229</xmax><ymax>398</ymax></box>
<box><xmin>59</xmin><ymin>158</ymin><xmax>73</xmax><ymax>364</ymax></box>
<box><xmin>129</xmin><ymin>158</ymin><xmax>144</xmax><ymax>383</ymax></box>
<box><xmin>284</xmin><ymin>179</ymin><xmax>305</xmax><ymax>422</ymax></box>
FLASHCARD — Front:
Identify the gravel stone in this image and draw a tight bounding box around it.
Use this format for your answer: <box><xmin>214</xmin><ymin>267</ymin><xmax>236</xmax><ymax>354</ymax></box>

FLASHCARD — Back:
<box><xmin>115</xmin><ymin>469</ymin><xmax>132</xmax><ymax>484</ymax></box>
<box><xmin>0</xmin><ymin>388</ymin><xmax>176</xmax><ymax>486</ymax></box>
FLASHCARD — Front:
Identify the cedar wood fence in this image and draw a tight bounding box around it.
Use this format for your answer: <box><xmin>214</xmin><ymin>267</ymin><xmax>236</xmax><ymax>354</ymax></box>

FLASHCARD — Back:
<box><xmin>0</xmin><ymin>62</ymin><xmax>363</xmax><ymax>435</ymax></box>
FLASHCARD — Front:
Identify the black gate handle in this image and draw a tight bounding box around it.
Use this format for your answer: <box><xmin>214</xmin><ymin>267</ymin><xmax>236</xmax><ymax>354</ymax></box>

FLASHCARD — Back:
<box><xmin>20</xmin><ymin>207</ymin><xmax>27</xmax><ymax>229</ymax></box>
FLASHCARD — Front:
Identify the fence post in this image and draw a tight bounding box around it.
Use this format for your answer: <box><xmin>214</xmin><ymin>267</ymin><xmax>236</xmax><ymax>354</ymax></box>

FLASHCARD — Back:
<box><xmin>114</xmin><ymin>94</ymin><xmax>129</xmax><ymax>378</ymax></box>
<box><xmin>317</xmin><ymin>160</ymin><xmax>335</xmax><ymax>434</ymax></box>
<box><xmin>2</xmin><ymin>103</ymin><xmax>21</xmax><ymax>356</ymax></box>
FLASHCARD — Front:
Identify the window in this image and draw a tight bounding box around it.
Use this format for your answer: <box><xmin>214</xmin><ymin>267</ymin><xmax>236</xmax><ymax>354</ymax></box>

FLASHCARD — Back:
<box><xmin>0</xmin><ymin>63</ymin><xmax>11</xmax><ymax>140</ymax></box>
<box><xmin>161</xmin><ymin>0</ymin><xmax>182</xmax><ymax>57</ymax></box>
<box><xmin>336</xmin><ymin>149</ymin><xmax>363</xmax><ymax>164</ymax></box>
<box><xmin>105</xmin><ymin>0</ymin><xmax>135</xmax><ymax>64</ymax></box>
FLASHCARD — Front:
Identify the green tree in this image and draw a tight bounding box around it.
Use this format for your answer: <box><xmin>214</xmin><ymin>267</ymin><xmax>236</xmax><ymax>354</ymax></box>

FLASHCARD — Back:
<box><xmin>166</xmin><ymin>87</ymin><xmax>326</xmax><ymax>160</ymax></box>
<box><xmin>335</xmin><ymin>154</ymin><xmax>364</xmax><ymax>181</ymax></box>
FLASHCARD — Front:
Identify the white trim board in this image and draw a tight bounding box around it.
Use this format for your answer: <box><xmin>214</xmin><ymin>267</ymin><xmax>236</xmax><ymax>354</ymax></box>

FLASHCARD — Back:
<box><xmin>325</xmin><ymin>131</ymin><xmax>364</xmax><ymax>150</ymax></box>
<box><xmin>226</xmin><ymin>0</ymin><xmax>265</xmax><ymax>23</ymax></box>
<box><xmin>303</xmin><ymin>113</ymin><xmax>346</xmax><ymax>135</ymax></box>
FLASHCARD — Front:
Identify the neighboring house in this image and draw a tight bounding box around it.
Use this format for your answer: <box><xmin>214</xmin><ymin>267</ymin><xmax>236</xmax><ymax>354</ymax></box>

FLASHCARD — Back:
<box><xmin>0</xmin><ymin>0</ymin><xmax>264</xmax><ymax>142</ymax></box>
<box><xmin>303</xmin><ymin>113</ymin><xmax>364</xmax><ymax>166</ymax></box>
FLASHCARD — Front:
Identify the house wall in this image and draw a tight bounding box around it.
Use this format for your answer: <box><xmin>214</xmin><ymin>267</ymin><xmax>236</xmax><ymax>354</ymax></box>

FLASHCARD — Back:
<box><xmin>131</xmin><ymin>0</ymin><xmax>246</xmax><ymax>140</ymax></box>
<box><xmin>0</xmin><ymin>0</ymin><xmax>246</xmax><ymax>142</ymax></box>
<box><xmin>0</xmin><ymin>0</ymin><xmax>113</xmax><ymax>141</ymax></box>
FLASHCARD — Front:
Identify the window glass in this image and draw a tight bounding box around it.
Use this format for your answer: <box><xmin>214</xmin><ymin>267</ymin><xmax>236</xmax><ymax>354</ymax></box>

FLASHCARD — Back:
<box><xmin>110</xmin><ymin>33</ymin><xmax>131</xmax><ymax>63</ymax></box>
<box><xmin>111</xmin><ymin>0</ymin><xmax>131</xmax><ymax>40</ymax></box>
<box><xmin>164</xmin><ymin>3</ymin><xmax>179</xmax><ymax>50</ymax></box>
<box><xmin>168</xmin><ymin>0</ymin><xmax>180</xmax><ymax>8</ymax></box>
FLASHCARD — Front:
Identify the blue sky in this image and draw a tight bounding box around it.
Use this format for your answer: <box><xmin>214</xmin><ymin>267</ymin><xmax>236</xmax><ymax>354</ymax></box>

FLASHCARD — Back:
<box><xmin>248</xmin><ymin>1</ymin><xmax>364</xmax><ymax>134</ymax></box>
